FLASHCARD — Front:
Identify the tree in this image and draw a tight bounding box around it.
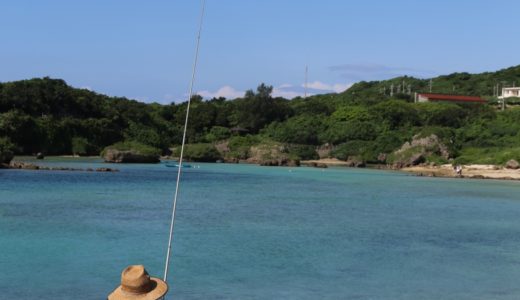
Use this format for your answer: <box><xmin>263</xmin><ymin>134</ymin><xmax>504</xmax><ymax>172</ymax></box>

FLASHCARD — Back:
<box><xmin>0</xmin><ymin>137</ymin><xmax>16</xmax><ymax>164</ymax></box>
<box><xmin>263</xmin><ymin>114</ymin><xmax>326</xmax><ymax>145</ymax></box>
<box><xmin>235</xmin><ymin>83</ymin><xmax>293</xmax><ymax>133</ymax></box>
<box><xmin>371</xmin><ymin>100</ymin><xmax>419</xmax><ymax>130</ymax></box>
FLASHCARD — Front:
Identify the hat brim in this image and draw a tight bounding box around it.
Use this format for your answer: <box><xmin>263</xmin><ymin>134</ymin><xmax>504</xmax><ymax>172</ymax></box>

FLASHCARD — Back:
<box><xmin>108</xmin><ymin>277</ymin><xmax>168</xmax><ymax>300</ymax></box>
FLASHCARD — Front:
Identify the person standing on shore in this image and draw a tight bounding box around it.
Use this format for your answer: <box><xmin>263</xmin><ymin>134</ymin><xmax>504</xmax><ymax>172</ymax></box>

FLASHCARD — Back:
<box><xmin>455</xmin><ymin>165</ymin><xmax>463</xmax><ymax>177</ymax></box>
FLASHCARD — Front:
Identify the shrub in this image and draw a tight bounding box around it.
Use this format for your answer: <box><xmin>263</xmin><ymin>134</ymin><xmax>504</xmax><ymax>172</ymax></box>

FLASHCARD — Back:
<box><xmin>0</xmin><ymin>137</ymin><xmax>16</xmax><ymax>164</ymax></box>
<box><xmin>204</xmin><ymin>126</ymin><xmax>231</xmax><ymax>142</ymax></box>
<box><xmin>454</xmin><ymin>147</ymin><xmax>520</xmax><ymax>165</ymax></box>
<box><xmin>71</xmin><ymin>137</ymin><xmax>90</xmax><ymax>156</ymax></box>
<box><xmin>287</xmin><ymin>144</ymin><xmax>319</xmax><ymax>160</ymax></box>
<box><xmin>372</xmin><ymin>130</ymin><xmax>409</xmax><ymax>154</ymax></box>
<box><xmin>173</xmin><ymin>143</ymin><xmax>221</xmax><ymax>162</ymax></box>
<box><xmin>332</xmin><ymin>140</ymin><xmax>375</xmax><ymax>161</ymax></box>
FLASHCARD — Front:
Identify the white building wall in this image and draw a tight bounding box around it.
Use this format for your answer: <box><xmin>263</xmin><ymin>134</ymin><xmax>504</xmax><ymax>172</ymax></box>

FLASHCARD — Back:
<box><xmin>417</xmin><ymin>95</ymin><xmax>429</xmax><ymax>102</ymax></box>
<box><xmin>499</xmin><ymin>87</ymin><xmax>520</xmax><ymax>99</ymax></box>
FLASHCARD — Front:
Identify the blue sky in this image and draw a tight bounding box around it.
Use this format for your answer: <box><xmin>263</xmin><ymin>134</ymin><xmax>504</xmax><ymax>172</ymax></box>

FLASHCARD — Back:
<box><xmin>1</xmin><ymin>0</ymin><xmax>519</xmax><ymax>103</ymax></box>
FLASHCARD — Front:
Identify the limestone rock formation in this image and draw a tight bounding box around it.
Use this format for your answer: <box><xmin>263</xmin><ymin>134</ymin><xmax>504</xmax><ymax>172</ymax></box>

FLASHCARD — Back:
<box><xmin>505</xmin><ymin>159</ymin><xmax>519</xmax><ymax>170</ymax></box>
<box><xmin>390</xmin><ymin>134</ymin><xmax>449</xmax><ymax>168</ymax></box>
<box><xmin>103</xmin><ymin>149</ymin><xmax>160</xmax><ymax>163</ymax></box>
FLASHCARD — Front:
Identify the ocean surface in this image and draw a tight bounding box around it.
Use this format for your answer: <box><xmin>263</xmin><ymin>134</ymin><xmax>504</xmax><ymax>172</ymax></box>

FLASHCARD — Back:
<box><xmin>1</xmin><ymin>158</ymin><xmax>520</xmax><ymax>299</ymax></box>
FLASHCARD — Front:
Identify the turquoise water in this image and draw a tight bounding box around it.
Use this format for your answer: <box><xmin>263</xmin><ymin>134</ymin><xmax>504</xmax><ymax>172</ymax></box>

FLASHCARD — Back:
<box><xmin>1</xmin><ymin>158</ymin><xmax>520</xmax><ymax>299</ymax></box>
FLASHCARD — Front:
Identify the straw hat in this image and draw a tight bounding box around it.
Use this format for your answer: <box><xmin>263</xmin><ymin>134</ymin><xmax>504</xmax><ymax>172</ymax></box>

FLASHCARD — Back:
<box><xmin>108</xmin><ymin>265</ymin><xmax>168</xmax><ymax>300</ymax></box>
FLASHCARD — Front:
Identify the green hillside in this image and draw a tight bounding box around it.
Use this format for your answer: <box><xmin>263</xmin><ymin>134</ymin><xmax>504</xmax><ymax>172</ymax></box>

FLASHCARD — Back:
<box><xmin>1</xmin><ymin>65</ymin><xmax>520</xmax><ymax>165</ymax></box>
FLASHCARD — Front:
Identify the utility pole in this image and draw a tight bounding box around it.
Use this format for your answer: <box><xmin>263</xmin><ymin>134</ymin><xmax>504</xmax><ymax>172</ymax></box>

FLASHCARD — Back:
<box><xmin>429</xmin><ymin>79</ymin><xmax>433</xmax><ymax>93</ymax></box>
<box><xmin>390</xmin><ymin>84</ymin><xmax>394</xmax><ymax>97</ymax></box>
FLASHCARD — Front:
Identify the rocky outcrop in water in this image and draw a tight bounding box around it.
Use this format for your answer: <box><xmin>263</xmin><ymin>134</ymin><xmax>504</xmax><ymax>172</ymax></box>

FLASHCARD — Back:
<box><xmin>103</xmin><ymin>149</ymin><xmax>160</xmax><ymax>163</ymax></box>
<box><xmin>7</xmin><ymin>161</ymin><xmax>118</xmax><ymax>172</ymax></box>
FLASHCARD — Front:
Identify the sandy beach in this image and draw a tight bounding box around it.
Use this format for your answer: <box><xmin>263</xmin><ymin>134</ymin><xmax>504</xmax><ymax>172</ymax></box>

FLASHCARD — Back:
<box><xmin>302</xmin><ymin>159</ymin><xmax>520</xmax><ymax>181</ymax></box>
<box><xmin>301</xmin><ymin>158</ymin><xmax>354</xmax><ymax>167</ymax></box>
<box><xmin>402</xmin><ymin>164</ymin><xmax>520</xmax><ymax>180</ymax></box>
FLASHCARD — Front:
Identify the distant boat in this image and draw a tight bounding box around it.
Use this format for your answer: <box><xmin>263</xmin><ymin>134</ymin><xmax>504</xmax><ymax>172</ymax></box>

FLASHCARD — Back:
<box><xmin>165</xmin><ymin>163</ymin><xmax>192</xmax><ymax>168</ymax></box>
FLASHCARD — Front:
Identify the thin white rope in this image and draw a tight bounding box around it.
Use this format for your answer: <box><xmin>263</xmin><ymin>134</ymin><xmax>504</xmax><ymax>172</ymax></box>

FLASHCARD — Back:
<box><xmin>163</xmin><ymin>0</ymin><xmax>206</xmax><ymax>284</ymax></box>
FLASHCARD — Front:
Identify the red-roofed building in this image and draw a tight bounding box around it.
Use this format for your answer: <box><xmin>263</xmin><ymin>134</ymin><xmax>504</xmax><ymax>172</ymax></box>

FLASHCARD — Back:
<box><xmin>415</xmin><ymin>93</ymin><xmax>486</xmax><ymax>104</ymax></box>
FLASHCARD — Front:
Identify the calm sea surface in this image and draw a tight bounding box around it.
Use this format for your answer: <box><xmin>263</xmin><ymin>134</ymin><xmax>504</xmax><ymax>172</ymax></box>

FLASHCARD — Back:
<box><xmin>1</xmin><ymin>158</ymin><xmax>520</xmax><ymax>299</ymax></box>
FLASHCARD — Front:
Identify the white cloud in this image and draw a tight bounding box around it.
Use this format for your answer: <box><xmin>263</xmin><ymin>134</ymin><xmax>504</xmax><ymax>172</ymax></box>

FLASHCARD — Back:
<box><xmin>332</xmin><ymin>83</ymin><xmax>352</xmax><ymax>93</ymax></box>
<box><xmin>194</xmin><ymin>81</ymin><xmax>351</xmax><ymax>101</ymax></box>
<box><xmin>303</xmin><ymin>81</ymin><xmax>352</xmax><ymax>93</ymax></box>
<box><xmin>305</xmin><ymin>81</ymin><xmax>332</xmax><ymax>91</ymax></box>
<box><xmin>272</xmin><ymin>83</ymin><xmax>304</xmax><ymax>99</ymax></box>
<box><xmin>197</xmin><ymin>86</ymin><xmax>244</xmax><ymax>99</ymax></box>
<box><xmin>272</xmin><ymin>88</ymin><xmax>303</xmax><ymax>99</ymax></box>
<box><xmin>278</xmin><ymin>83</ymin><xmax>293</xmax><ymax>89</ymax></box>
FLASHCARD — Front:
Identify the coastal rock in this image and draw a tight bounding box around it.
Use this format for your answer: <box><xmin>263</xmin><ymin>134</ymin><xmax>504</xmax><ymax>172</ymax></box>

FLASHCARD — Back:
<box><xmin>259</xmin><ymin>158</ymin><xmax>300</xmax><ymax>167</ymax></box>
<box><xmin>0</xmin><ymin>151</ymin><xmax>14</xmax><ymax>166</ymax></box>
<box><xmin>345</xmin><ymin>156</ymin><xmax>366</xmax><ymax>168</ymax></box>
<box><xmin>505</xmin><ymin>159</ymin><xmax>519</xmax><ymax>170</ymax></box>
<box><xmin>6</xmin><ymin>160</ymin><xmax>119</xmax><ymax>172</ymax></box>
<box><xmin>9</xmin><ymin>161</ymin><xmax>39</xmax><ymax>169</ymax></box>
<box><xmin>391</xmin><ymin>134</ymin><xmax>449</xmax><ymax>168</ymax></box>
<box><xmin>36</xmin><ymin>152</ymin><xmax>45</xmax><ymax>159</ymax></box>
<box><xmin>103</xmin><ymin>149</ymin><xmax>160</xmax><ymax>163</ymax></box>
<box><xmin>214</xmin><ymin>141</ymin><xmax>230</xmax><ymax>156</ymax></box>
<box><xmin>409</xmin><ymin>153</ymin><xmax>426</xmax><ymax>166</ymax></box>
<box><xmin>96</xmin><ymin>167</ymin><xmax>118</xmax><ymax>172</ymax></box>
<box><xmin>305</xmin><ymin>162</ymin><xmax>328</xmax><ymax>168</ymax></box>
<box><xmin>246</xmin><ymin>144</ymin><xmax>300</xmax><ymax>167</ymax></box>
<box><xmin>317</xmin><ymin>143</ymin><xmax>336</xmax><ymax>159</ymax></box>
<box><xmin>224</xmin><ymin>157</ymin><xmax>240</xmax><ymax>163</ymax></box>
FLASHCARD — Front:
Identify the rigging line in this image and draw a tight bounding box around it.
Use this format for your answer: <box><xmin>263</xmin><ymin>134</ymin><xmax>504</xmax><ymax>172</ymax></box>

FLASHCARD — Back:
<box><xmin>163</xmin><ymin>0</ymin><xmax>206</xmax><ymax>284</ymax></box>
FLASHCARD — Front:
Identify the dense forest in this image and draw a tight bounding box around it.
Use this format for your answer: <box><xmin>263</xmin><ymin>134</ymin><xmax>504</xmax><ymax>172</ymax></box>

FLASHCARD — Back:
<box><xmin>1</xmin><ymin>65</ymin><xmax>520</xmax><ymax>165</ymax></box>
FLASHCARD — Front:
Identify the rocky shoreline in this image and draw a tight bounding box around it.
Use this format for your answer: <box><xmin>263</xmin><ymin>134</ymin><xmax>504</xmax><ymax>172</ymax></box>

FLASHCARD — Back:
<box><xmin>2</xmin><ymin>161</ymin><xmax>118</xmax><ymax>172</ymax></box>
<box><xmin>401</xmin><ymin>163</ymin><xmax>520</xmax><ymax>181</ymax></box>
<box><xmin>4</xmin><ymin>155</ymin><xmax>519</xmax><ymax>181</ymax></box>
<box><xmin>301</xmin><ymin>158</ymin><xmax>520</xmax><ymax>181</ymax></box>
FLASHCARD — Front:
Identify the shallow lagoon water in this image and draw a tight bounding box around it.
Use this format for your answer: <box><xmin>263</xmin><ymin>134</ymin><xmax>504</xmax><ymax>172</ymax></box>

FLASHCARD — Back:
<box><xmin>1</xmin><ymin>158</ymin><xmax>520</xmax><ymax>299</ymax></box>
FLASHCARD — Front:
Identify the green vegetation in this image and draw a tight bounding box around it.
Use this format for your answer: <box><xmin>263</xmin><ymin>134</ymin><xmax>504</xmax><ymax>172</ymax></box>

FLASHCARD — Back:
<box><xmin>173</xmin><ymin>143</ymin><xmax>221</xmax><ymax>162</ymax></box>
<box><xmin>0</xmin><ymin>137</ymin><xmax>15</xmax><ymax>164</ymax></box>
<box><xmin>1</xmin><ymin>65</ymin><xmax>520</xmax><ymax>165</ymax></box>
